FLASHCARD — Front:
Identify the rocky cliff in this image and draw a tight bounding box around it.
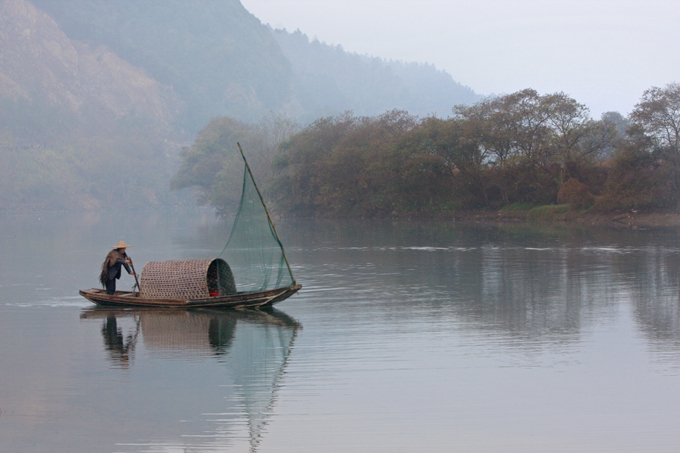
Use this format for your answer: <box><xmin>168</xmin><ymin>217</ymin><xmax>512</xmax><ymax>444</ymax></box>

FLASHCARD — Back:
<box><xmin>0</xmin><ymin>0</ymin><xmax>179</xmax><ymax>134</ymax></box>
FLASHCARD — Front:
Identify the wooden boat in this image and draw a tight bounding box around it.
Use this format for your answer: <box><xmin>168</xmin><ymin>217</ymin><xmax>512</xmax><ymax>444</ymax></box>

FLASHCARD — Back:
<box><xmin>79</xmin><ymin>284</ymin><xmax>302</xmax><ymax>309</ymax></box>
<box><xmin>80</xmin><ymin>143</ymin><xmax>301</xmax><ymax>309</ymax></box>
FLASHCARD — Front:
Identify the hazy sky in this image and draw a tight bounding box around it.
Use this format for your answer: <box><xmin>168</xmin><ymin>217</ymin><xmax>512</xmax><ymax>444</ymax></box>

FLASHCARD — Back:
<box><xmin>240</xmin><ymin>0</ymin><xmax>679</xmax><ymax>118</ymax></box>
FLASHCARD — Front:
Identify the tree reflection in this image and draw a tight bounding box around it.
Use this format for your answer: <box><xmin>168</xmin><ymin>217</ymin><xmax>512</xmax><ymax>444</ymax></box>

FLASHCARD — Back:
<box><xmin>626</xmin><ymin>247</ymin><xmax>680</xmax><ymax>352</ymax></box>
<box><xmin>293</xmin><ymin>220</ymin><xmax>680</xmax><ymax>354</ymax></box>
<box><xmin>441</xmin><ymin>228</ymin><xmax>680</xmax><ymax>351</ymax></box>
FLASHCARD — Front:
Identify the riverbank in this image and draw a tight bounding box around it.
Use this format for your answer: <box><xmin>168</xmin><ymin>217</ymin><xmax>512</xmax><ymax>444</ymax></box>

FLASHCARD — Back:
<box><xmin>451</xmin><ymin>207</ymin><xmax>680</xmax><ymax>229</ymax></box>
<box><xmin>576</xmin><ymin>211</ymin><xmax>680</xmax><ymax>228</ymax></box>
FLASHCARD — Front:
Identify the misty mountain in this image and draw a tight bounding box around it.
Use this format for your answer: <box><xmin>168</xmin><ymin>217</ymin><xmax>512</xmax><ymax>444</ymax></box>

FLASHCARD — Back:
<box><xmin>0</xmin><ymin>0</ymin><xmax>481</xmax><ymax>211</ymax></box>
<box><xmin>28</xmin><ymin>0</ymin><xmax>480</xmax><ymax>130</ymax></box>
<box><xmin>29</xmin><ymin>0</ymin><xmax>294</xmax><ymax>132</ymax></box>
<box><xmin>0</xmin><ymin>0</ymin><xmax>179</xmax><ymax>145</ymax></box>
<box><xmin>272</xmin><ymin>28</ymin><xmax>481</xmax><ymax>120</ymax></box>
<box><xmin>0</xmin><ymin>0</ymin><xmax>184</xmax><ymax>210</ymax></box>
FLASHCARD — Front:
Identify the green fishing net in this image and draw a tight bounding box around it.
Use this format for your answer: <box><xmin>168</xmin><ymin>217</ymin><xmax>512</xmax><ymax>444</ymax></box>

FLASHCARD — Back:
<box><xmin>218</xmin><ymin>153</ymin><xmax>295</xmax><ymax>293</ymax></box>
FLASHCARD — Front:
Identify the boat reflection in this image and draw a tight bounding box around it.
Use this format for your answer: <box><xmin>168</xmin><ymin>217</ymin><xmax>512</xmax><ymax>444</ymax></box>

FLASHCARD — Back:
<box><xmin>80</xmin><ymin>307</ymin><xmax>301</xmax><ymax>452</ymax></box>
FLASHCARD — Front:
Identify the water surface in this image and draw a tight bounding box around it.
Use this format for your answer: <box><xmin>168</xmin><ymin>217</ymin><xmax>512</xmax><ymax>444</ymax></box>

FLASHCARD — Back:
<box><xmin>1</xmin><ymin>211</ymin><xmax>679</xmax><ymax>452</ymax></box>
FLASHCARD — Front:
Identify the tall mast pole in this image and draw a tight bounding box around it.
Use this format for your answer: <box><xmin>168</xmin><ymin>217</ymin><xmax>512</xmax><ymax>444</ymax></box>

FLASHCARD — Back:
<box><xmin>236</xmin><ymin>142</ymin><xmax>296</xmax><ymax>284</ymax></box>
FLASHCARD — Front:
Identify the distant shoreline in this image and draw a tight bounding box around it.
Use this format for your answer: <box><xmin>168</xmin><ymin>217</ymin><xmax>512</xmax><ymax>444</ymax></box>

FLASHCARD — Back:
<box><xmin>449</xmin><ymin>208</ymin><xmax>680</xmax><ymax>229</ymax></box>
<box><xmin>3</xmin><ymin>206</ymin><xmax>680</xmax><ymax>229</ymax></box>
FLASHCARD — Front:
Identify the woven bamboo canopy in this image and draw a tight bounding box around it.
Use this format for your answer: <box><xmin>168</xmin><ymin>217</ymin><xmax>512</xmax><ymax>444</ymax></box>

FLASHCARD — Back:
<box><xmin>139</xmin><ymin>258</ymin><xmax>236</xmax><ymax>300</ymax></box>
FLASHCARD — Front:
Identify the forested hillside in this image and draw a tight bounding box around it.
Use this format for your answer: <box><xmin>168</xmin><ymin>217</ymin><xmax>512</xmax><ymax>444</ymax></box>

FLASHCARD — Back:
<box><xmin>30</xmin><ymin>0</ymin><xmax>293</xmax><ymax>133</ymax></box>
<box><xmin>0</xmin><ymin>0</ymin><xmax>485</xmax><ymax>212</ymax></box>
<box><xmin>272</xmin><ymin>28</ymin><xmax>481</xmax><ymax>120</ymax></box>
<box><xmin>174</xmin><ymin>84</ymin><xmax>680</xmax><ymax>218</ymax></box>
<box><xmin>28</xmin><ymin>1</ymin><xmax>482</xmax><ymax>132</ymax></box>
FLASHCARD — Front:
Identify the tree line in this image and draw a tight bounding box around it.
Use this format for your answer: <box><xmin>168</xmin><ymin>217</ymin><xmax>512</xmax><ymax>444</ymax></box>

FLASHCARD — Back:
<box><xmin>270</xmin><ymin>84</ymin><xmax>680</xmax><ymax>216</ymax></box>
<box><xmin>173</xmin><ymin>83</ymin><xmax>680</xmax><ymax>217</ymax></box>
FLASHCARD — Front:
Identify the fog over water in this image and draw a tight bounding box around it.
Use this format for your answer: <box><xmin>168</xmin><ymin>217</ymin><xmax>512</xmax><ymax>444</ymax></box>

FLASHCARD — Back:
<box><xmin>241</xmin><ymin>0</ymin><xmax>680</xmax><ymax>117</ymax></box>
<box><xmin>1</xmin><ymin>211</ymin><xmax>680</xmax><ymax>452</ymax></box>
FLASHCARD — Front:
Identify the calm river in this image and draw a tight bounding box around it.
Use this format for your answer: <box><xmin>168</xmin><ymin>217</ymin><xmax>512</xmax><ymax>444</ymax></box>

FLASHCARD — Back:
<box><xmin>1</xmin><ymin>210</ymin><xmax>680</xmax><ymax>452</ymax></box>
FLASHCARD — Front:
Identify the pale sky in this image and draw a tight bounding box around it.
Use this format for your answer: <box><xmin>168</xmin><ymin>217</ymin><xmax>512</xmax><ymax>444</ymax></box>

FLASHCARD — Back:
<box><xmin>240</xmin><ymin>0</ymin><xmax>679</xmax><ymax>118</ymax></box>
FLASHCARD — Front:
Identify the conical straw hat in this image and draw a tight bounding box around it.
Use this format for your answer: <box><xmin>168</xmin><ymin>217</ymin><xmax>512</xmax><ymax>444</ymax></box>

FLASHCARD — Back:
<box><xmin>113</xmin><ymin>240</ymin><xmax>132</xmax><ymax>249</ymax></box>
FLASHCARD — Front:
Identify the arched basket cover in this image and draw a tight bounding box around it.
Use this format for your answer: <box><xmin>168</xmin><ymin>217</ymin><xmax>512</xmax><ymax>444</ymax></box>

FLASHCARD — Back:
<box><xmin>139</xmin><ymin>258</ymin><xmax>236</xmax><ymax>300</ymax></box>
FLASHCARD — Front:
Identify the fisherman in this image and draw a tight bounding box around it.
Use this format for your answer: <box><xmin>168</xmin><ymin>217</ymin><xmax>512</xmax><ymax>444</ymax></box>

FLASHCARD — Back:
<box><xmin>100</xmin><ymin>240</ymin><xmax>136</xmax><ymax>295</ymax></box>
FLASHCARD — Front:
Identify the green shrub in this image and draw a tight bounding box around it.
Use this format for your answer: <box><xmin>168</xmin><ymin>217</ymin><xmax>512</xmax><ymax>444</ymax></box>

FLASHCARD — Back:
<box><xmin>526</xmin><ymin>204</ymin><xmax>570</xmax><ymax>221</ymax></box>
<box><xmin>501</xmin><ymin>202</ymin><xmax>535</xmax><ymax>212</ymax></box>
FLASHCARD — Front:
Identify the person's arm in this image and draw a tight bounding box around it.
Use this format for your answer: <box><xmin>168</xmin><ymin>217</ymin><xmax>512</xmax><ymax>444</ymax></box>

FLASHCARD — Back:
<box><xmin>116</xmin><ymin>258</ymin><xmax>133</xmax><ymax>275</ymax></box>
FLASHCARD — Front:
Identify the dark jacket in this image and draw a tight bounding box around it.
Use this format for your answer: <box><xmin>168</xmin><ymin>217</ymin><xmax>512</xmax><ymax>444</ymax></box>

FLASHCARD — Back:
<box><xmin>99</xmin><ymin>249</ymin><xmax>132</xmax><ymax>287</ymax></box>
